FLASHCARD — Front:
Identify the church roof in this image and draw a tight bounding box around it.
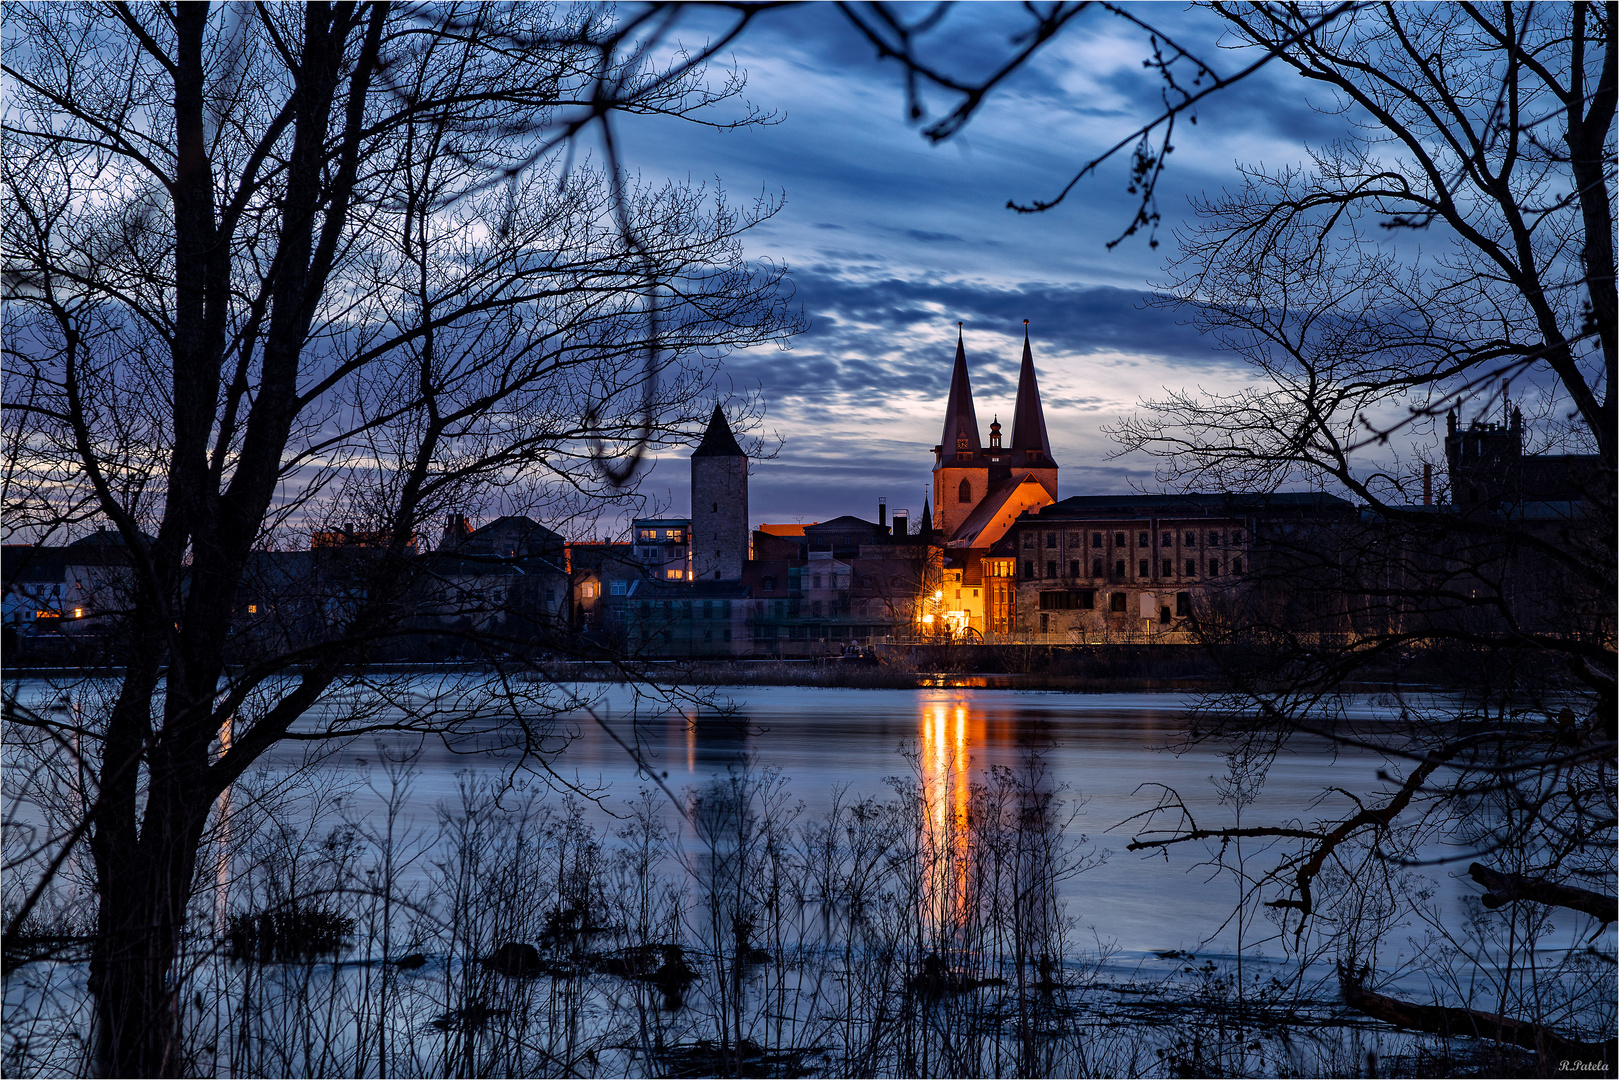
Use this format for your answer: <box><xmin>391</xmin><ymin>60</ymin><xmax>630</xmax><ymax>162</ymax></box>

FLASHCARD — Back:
<box><xmin>692</xmin><ymin>404</ymin><xmax>745</xmax><ymax>458</ymax></box>
<box><xmin>936</xmin><ymin>326</ymin><xmax>982</xmax><ymax>467</ymax></box>
<box><xmin>1009</xmin><ymin>323</ymin><xmax>1055</xmax><ymax>467</ymax></box>
<box><xmin>945</xmin><ymin>474</ymin><xmax>1053</xmax><ymax>549</ymax></box>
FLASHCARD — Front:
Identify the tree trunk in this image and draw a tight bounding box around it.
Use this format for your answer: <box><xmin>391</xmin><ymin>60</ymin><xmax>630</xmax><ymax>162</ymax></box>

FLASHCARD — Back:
<box><xmin>89</xmin><ymin>776</ymin><xmax>212</xmax><ymax>1077</ymax></box>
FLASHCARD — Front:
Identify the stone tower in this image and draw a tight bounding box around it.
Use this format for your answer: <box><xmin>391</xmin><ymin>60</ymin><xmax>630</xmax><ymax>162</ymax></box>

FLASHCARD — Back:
<box><xmin>1008</xmin><ymin>321</ymin><xmax>1058</xmax><ymax>500</ymax></box>
<box><xmin>691</xmin><ymin>404</ymin><xmax>749</xmax><ymax>580</ymax></box>
<box><xmin>932</xmin><ymin>325</ymin><xmax>990</xmax><ymax>539</ymax></box>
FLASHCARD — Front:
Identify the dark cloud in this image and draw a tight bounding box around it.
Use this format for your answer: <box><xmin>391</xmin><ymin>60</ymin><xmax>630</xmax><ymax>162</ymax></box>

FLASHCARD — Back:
<box><xmin>718</xmin><ymin>269</ymin><xmax>1221</xmax><ymax>406</ymax></box>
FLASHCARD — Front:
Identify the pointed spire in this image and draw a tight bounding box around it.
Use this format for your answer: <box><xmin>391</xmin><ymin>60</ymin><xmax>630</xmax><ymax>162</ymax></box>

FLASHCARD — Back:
<box><xmin>937</xmin><ymin>322</ymin><xmax>982</xmax><ymax>463</ymax></box>
<box><xmin>919</xmin><ymin>497</ymin><xmax>933</xmax><ymax>537</ymax></box>
<box><xmin>1009</xmin><ymin>320</ymin><xmax>1054</xmax><ymax>464</ymax></box>
<box><xmin>692</xmin><ymin>403</ymin><xmax>745</xmax><ymax>457</ymax></box>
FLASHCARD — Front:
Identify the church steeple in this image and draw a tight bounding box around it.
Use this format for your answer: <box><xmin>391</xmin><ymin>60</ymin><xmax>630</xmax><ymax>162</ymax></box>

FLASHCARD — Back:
<box><xmin>936</xmin><ymin>323</ymin><xmax>982</xmax><ymax>465</ymax></box>
<box><xmin>1009</xmin><ymin>320</ymin><xmax>1054</xmax><ymax>468</ymax></box>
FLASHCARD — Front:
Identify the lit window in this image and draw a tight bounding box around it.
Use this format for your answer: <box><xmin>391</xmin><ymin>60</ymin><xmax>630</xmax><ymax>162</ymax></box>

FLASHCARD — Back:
<box><xmin>247</xmin><ymin>604</ymin><xmax>258</xmax><ymax>614</ymax></box>
<box><xmin>72</xmin><ymin>607</ymin><xmax>84</xmax><ymax>619</ymax></box>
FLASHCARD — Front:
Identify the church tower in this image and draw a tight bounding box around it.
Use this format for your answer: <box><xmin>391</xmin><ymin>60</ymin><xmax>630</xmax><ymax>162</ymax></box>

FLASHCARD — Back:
<box><xmin>691</xmin><ymin>404</ymin><xmax>748</xmax><ymax>580</ymax></box>
<box><xmin>932</xmin><ymin>325</ymin><xmax>990</xmax><ymax>539</ymax></box>
<box><xmin>1008</xmin><ymin>321</ymin><xmax>1058</xmax><ymax>499</ymax></box>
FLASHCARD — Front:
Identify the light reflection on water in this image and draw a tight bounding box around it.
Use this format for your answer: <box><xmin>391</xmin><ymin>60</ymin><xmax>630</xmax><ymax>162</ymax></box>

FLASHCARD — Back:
<box><xmin>8</xmin><ymin>681</ymin><xmax>1471</xmax><ymax>968</ymax></box>
<box><xmin>258</xmin><ymin>683</ymin><xmax>1433</xmax><ymax>961</ymax></box>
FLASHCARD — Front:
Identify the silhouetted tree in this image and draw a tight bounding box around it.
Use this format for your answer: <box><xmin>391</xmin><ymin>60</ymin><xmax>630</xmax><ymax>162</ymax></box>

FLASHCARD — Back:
<box><xmin>1</xmin><ymin>5</ymin><xmax>800</xmax><ymax>1074</ymax></box>
<box><xmin>1115</xmin><ymin>4</ymin><xmax>1615</xmax><ymax>1067</ymax></box>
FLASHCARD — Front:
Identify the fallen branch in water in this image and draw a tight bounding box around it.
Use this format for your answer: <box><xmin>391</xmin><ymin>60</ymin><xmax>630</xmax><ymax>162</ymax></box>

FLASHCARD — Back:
<box><xmin>1468</xmin><ymin>863</ymin><xmax>1617</xmax><ymax>924</ymax></box>
<box><xmin>1339</xmin><ymin>962</ymin><xmax>1616</xmax><ymax>1065</ymax></box>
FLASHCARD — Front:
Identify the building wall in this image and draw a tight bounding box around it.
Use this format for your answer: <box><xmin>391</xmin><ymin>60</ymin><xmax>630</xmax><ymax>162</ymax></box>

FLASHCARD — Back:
<box><xmin>932</xmin><ymin>463</ymin><xmax>988</xmax><ymax>539</ymax></box>
<box><xmin>692</xmin><ymin>455</ymin><xmax>748</xmax><ymax>580</ymax></box>
<box><xmin>1011</xmin><ymin>515</ymin><xmax>1252</xmax><ymax>643</ymax></box>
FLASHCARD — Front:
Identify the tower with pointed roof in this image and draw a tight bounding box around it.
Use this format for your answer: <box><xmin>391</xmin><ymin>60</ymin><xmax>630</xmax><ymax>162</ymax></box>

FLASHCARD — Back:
<box><xmin>691</xmin><ymin>404</ymin><xmax>749</xmax><ymax>580</ymax></box>
<box><xmin>1008</xmin><ymin>321</ymin><xmax>1059</xmax><ymax>499</ymax></box>
<box><xmin>932</xmin><ymin>324</ymin><xmax>991</xmax><ymax>538</ymax></box>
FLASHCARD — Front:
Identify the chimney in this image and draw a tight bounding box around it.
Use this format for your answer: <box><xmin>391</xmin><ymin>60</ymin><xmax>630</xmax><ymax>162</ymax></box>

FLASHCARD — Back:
<box><xmin>877</xmin><ymin>497</ymin><xmax>887</xmax><ymax>528</ymax></box>
<box><xmin>1423</xmin><ymin>463</ymin><xmax>1432</xmax><ymax>505</ymax></box>
<box><xmin>892</xmin><ymin>510</ymin><xmax>908</xmax><ymax>537</ymax></box>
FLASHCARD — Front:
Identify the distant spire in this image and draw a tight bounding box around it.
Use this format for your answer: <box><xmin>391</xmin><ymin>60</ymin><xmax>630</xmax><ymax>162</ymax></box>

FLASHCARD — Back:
<box><xmin>1009</xmin><ymin>320</ymin><xmax>1054</xmax><ymax>464</ymax></box>
<box><xmin>692</xmin><ymin>404</ymin><xmax>745</xmax><ymax>457</ymax></box>
<box><xmin>919</xmin><ymin>497</ymin><xmax>933</xmax><ymax>537</ymax></box>
<box><xmin>937</xmin><ymin>323</ymin><xmax>982</xmax><ymax>463</ymax></box>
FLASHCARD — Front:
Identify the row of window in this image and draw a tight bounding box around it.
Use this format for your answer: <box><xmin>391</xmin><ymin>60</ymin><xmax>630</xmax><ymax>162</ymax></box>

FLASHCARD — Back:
<box><xmin>642</xmin><ymin>627</ymin><xmax>731</xmax><ymax>643</ymax></box>
<box><xmin>636</xmin><ymin>599</ymin><xmax>733</xmax><ymax>619</ymax></box>
<box><xmin>753</xmin><ymin>623</ymin><xmax>889</xmax><ymax>640</ymax></box>
<box><xmin>1023</xmin><ymin>557</ymin><xmax>1242</xmax><ymax>579</ymax></box>
<box><xmin>1037</xmin><ymin>590</ymin><xmax>1193</xmax><ymax>614</ymax></box>
<box><xmin>1028</xmin><ymin>529</ymin><xmax>1243</xmax><ymax>550</ymax></box>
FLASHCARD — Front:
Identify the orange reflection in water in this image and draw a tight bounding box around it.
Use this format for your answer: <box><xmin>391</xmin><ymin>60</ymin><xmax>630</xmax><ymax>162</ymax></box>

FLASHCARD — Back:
<box><xmin>919</xmin><ymin>699</ymin><xmax>980</xmax><ymax>931</ymax></box>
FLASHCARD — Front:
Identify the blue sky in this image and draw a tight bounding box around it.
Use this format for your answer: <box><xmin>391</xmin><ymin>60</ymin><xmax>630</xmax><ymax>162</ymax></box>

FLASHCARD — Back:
<box><xmin>603</xmin><ymin>2</ymin><xmax>1361</xmax><ymax>527</ymax></box>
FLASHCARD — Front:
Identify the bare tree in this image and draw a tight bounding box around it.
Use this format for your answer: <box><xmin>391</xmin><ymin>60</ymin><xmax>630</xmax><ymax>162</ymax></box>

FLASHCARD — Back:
<box><xmin>1</xmin><ymin>4</ymin><xmax>802</xmax><ymax>1074</ymax></box>
<box><xmin>1112</xmin><ymin>3</ymin><xmax>1615</xmax><ymax>1067</ymax></box>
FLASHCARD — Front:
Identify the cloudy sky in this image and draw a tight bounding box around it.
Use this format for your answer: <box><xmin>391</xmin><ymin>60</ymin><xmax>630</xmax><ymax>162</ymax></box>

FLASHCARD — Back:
<box><xmin>605</xmin><ymin>3</ymin><xmax>1359</xmax><ymax>527</ymax></box>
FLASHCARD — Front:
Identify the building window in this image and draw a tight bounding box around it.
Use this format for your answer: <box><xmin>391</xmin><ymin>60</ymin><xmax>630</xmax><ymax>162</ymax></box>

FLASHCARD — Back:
<box><xmin>1092</xmin><ymin>558</ymin><xmax>1103</xmax><ymax>578</ymax></box>
<box><xmin>1138</xmin><ymin>532</ymin><xmax>1150</xmax><ymax>546</ymax></box>
<box><xmin>703</xmin><ymin>628</ymin><xmax>713</xmax><ymax>641</ymax></box>
<box><xmin>1209</xmin><ymin>531</ymin><xmax>1221</xmax><ymax>544</ymax></box>
<box><xmin>1185</xmin><ymin>532</ymin><xmax>1196</xmax><ymax>545</ymax></box>
<box><xmin>1138</xmin><ymin>559</ymin><xmax>1149</xmax><ymax>577</ymax></box>
<box><xmin>1209</xmin><ymin>559</ymin><xmax>1220</xmax><ymax>575</ymax></box>
<box><xmin>1232</xmin><ymin>558</ymin><xmax>1243</xmax><ymax>574</ymax></box>
<box><xmin>1046</xmin><ymin>560</ymin><xmax>1057</xmax><ymax>578</ymax></box>
<box><xmin>1176</xmin><ymin>592</ymin><xmax>1191</xmax><ymax>617</ymax></box>
<box><xmin>1186</xmin><ymin>559</ymin><xmax>1197</xmax><ymax>576</ymax></box>
<box><xmin>1232</xmin><ymin>530</ymin><xmax>1244</xmax><ymax>543</ymax></box>
<box><xmin>1114</xmin><ymin>532</ymin><xmax>1126</xmax><ymax>546</ymax></box>
<box><xmin>1039</xmin><ymin>612</ymin><xmax>1049</xmax><ymax>633</ymax></box>
<box><xmin>1023</xmin><ymin>534</ymin><xmax>1035</xmax><ymax>548</ymax></box>
<box><xmin>762</xmin><ymin>575</ymin><xmax>775</xmax><ymax>591</ymax></box>
<box><xmin>959</xmin><ymin>479</ymin><xmax>972</xmax><ymax>503</ymax></box>
<box><xmin>1114</xmin><ymin>559</ymin><xmax>1125</xmax><ymax>577</ymax></box>
<box><xmin>607</xmin><ymin>580</ymin><xmax>625</xmax><ymax>596</ymax></box>
<box><xmin>1069</xmin><ymin>560</ymin><xmax>1080</xmax><ymax>578</ymax></box>
<box><xmin>1163</xmin><ymin>532</ymin><xmax>1174</xmax><ymax>546</ymax></box>
<box><xmin>1091</xmin><ymin>532</ymin><xmax>1103</xmax><ymax>548</ymax></box>
<box><xmin>1023</xmin><ymin>559</ymin><xmax>1035</xmax><ymax>578</ymax></box>
<box><xmin>1045</xmin><ymin>533</ymin><xmax>1057</xmax><ymax>548</ymax></box>
<box><xmin>1110</xmin><ymin>592</ymin><xmax>1128</xmax><ymax>613</ymax></box>
<box><xmin>812</xmin><ymin>600</ymin><xmax>822</xmax><ymax>616</ymax></box>
<box><xmin>702</xmin><ymin>600</ymin><xmax>713</xmax><ymax>619</ymax></box>
<box><xmin>1159</xmin><ymin>605</ymin><xmax>1172</xmax><ymax>624</ymax></box>
<box><xmin>247</xmin><ymin>604</ymin><xmax>257</xmax><ymax>614</ymax></box>
<box><xmin>1162</xmin><ymin>559</ymin><xmax>1173</xmax><ymax>577</ymax></box>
